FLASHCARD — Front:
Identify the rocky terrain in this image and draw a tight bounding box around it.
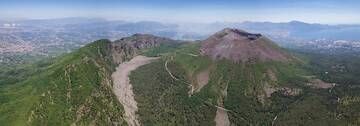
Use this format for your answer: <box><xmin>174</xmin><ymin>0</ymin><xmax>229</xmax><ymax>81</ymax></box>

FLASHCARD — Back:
<box><xmin>200</xmin><ymin>28</ymin><xmax>290</xmax><ymax>63</ymax></box>
<box><xmin>112</xmin><ymin>55</ymin><xmax>158</xmax><ymax>126</ymax></box>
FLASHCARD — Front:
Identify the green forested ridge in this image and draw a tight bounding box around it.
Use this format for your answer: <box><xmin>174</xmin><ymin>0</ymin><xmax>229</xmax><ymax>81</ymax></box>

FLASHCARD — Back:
<box><xmin>0</xmin><ymin>39</ymin><xmax>127</xmax><ymax>126</ymax></box>
<box><xmin>130</xmin><ymin>60</ymin><xmax>216</xmax><ymax>125</ymax></box>
<box><xmin>295</xmin><ymin>50</ymin><xmax>360</xmax><ymax>125</ymax></box>
<box><xmin>130</xmin><ymin>42</ymin><xmax>359</xmax><ymax>125</ymax></box>
<box><xmin>0</xmin><ymin>34</ymin><xmax>181</xmax><ymax>125</ymax></box>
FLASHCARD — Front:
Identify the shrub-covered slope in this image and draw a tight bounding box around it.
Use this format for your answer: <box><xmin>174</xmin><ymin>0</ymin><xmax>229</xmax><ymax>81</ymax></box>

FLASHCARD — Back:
<box><xmin>129</xmin><ymin>29</ymin><xmax>352</xmax><ymax>125</ymax></box>
<box><xmin>0</xmin><ymin>33</ymin><xmax>180</xmax><ymax>126</ymax></box>
<box><xmin>0</xmin><ymin>40</ymin><xmax>127</xmax><ymax>125</ymax></box>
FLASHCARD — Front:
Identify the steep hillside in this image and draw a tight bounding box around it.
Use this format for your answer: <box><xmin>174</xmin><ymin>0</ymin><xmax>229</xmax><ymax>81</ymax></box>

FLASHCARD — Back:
<box><xmin>0</xmin><ymin>40</ymin><xmax>127</xmax><ymax>125</ymax></box>
<box><xmin>0</xmin><ymin>34</ymin><xmax>179</xmax><ymax>126</ymax></box>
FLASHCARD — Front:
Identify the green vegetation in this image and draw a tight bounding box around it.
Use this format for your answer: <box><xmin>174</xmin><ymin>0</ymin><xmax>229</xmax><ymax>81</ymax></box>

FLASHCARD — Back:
<box><xmin>295</xmin><ymin>50</ymin><xmax>360</xmax><ymax>125</ymax></box>
<box><xmin>130</xmin><ymin>60</ymin><xmax>216</xmax><ymax>125</ymax></box>
<box><xmin>275</xmin><ymin>93</ymin><xmax>341</xmax><ymax>126</ymax></box>
<box><xmin>303</xmin><ymin>52</ymin><xmax>360</xmax><ymax>85</ymax></box>
<box><xmin>172</xmin><ymin>43</ymin><xmax>212</xmax><ymax>75</ymax></box>
<box><xmin>208</xmin><ymin>60</ymin><xmax>309</xmax><ymax>125</ymax></box>
<box><xmin>141</xmin><ymin>43</ymin><xmax>182</xmax><ymax>57</ymax></box>
<box><xmin>0</xmin><ymin>40</ymin><xmax>126</xmax><ymax>126</ymax></box>
<box><xmin>129</xmin><ymin>43</ymin><xmax>219</xmax><ymax>125</ymax></box>
<box><xmin>130</xmin><ymin>42</ymin><xmax>357</xmax><ymax>125</ymax></box>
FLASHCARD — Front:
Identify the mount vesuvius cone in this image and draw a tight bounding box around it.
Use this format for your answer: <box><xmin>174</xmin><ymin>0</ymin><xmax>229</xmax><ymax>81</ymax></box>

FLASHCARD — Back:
<box><xmin>200</xmin><ymin>28</ymin><xmax>291</xmax><ymax>63</ymax></box>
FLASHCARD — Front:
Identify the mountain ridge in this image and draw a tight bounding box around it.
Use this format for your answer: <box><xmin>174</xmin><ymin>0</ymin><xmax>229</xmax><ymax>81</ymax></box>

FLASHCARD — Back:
<box><xmin>0</xmin><ymin>29</ymin><xmax>354</xmax><ymax>126</ymax></box>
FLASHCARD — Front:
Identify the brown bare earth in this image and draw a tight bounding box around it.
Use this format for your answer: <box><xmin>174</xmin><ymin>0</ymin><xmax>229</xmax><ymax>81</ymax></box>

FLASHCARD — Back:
<box><xmin>195</xmin><ymin>68</ymin><xmax>210</xmax><ymax>92</ymax></box>
<box><xmin>112</xmin><ymin>55</ymin><xmax>159</xmax><ymax>126</ymax></box>
<box><xmin>267</xmin><ymin>69</ymin><xmax>278</xmax><ymax>82</ymax></box>
<box><xmin>200</xmin><ymin>28</ymin><xmax>290</xmax><ymax>63</ymax></box>
<box><xmin>263</xmin><ymin>83</ymin><xmax>302</xmax><ymax>98</ymax></box>
<box><xmin>263</xmin><ymin>82</ymin><xmax>279</xmax><ymax>98</ymax></box>
<box><xmin>215</xmin><ymin>108</ymin><xmax>230</xmax><ymax>126</ymax></box>
<box><xmin>215</xmin><ymin>81</ymin><xmax>230</xmax><ymax>126</ymax></box>
<box><xmin>308</xmin><ymin>79</ymin><xmax>335</xmax><ymax>89</ymax></box>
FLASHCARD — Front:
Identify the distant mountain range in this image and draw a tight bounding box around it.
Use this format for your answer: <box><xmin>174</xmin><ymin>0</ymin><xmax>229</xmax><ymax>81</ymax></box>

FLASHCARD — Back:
<box><xmin>1</xmin><ymin>17</ymin><xmax>360</xmax><ymax>61</ymax></box>
<box><xmin>175</xmin><ymin>20</ymin><xmax>360</xmax><ymax>41</ymax></box>
<box><xmin>2</xmin><ymin>17</ymin><xmax>360</xmax><ymax>40</ymax></box>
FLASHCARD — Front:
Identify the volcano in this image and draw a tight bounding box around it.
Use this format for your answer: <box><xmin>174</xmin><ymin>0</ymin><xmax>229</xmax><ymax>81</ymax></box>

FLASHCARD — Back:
<box><xmin>200</xmin><ymin>28</ymin><xmax>291</xmax><ymax>63</ymax></box>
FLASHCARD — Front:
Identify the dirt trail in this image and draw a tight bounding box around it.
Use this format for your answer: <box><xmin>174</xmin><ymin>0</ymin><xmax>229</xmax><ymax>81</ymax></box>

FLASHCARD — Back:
<box><xmin>272</xmin><ymin>115</ymin><xmax>278</xmax><ymax>126</ymax></box>
<box><xmin>215</xmin><ymin>108</ymin><xmax>230</xmax><ymax>126</ymax></box>
<box><xmin>165</xmin><ymin>60</ymin><xmax>178</xmax><ymax>80</ymax></box>
<box><xmin>215</xmin><ymin>83</ymin><xmax>230</xmax><ymax>126</ymax></box>
<box><xmin>112</xmin><ymin>55</ymin><xmax>159</xmax><ymax>126</ymax></box>
<box><xmin>186</xmin><ymin>53</ymin><xmax>199</xmax><ymax>57</ymax></box>
<box><xmin>309</xmin><ymin>79</ymin><xmax>335</xmax><ymax>89</ymax></box>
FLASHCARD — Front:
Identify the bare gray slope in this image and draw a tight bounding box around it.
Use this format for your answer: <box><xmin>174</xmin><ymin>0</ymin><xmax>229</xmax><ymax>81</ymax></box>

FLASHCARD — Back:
<box><xmin>112</xmin><ymin>55</ymin><xmax>159</xmax><ymax>126</ymax></box>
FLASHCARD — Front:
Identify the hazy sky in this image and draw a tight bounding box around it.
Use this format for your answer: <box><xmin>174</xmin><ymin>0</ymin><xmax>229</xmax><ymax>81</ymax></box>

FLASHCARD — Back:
<box><xmin>1</xmin><ymin>0</ymin><xmax>360</xmax><ymax>24</ymax></box>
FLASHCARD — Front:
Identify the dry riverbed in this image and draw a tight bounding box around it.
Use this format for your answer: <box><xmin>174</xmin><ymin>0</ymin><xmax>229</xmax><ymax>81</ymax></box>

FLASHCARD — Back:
<box><xmin>112</xmin><ymin>55</ymin><xmax>159</xmax><ymax>126</ymax></box>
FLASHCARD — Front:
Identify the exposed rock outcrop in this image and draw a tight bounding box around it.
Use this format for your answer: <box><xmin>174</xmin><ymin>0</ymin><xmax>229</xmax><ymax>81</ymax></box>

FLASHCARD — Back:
<box><xmin>111</xmin><ymin>34</ymin><xmax>177</xmax><ymax>64</ymax></box>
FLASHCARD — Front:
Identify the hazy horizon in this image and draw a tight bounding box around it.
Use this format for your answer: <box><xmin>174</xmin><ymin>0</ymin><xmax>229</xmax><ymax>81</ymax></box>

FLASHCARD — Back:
<box><xmin>1</xmin><ymin>0</ymin><xmax>360</xmax><ymax>25</ymax></box>
<box><xmin>3</xmin><ymin>16</ymin><xmax>358</xmax><ymax>26</ymax></box>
